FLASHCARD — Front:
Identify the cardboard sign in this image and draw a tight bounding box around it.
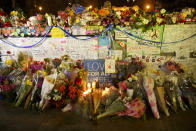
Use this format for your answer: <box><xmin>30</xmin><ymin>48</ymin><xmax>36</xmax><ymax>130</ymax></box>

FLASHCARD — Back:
<box><xmin>84</xmin><ymin>59</ymin><xmax>112</xmax><ymax>85</ymax></box>
<box><xmin>51</xmin><ymin>27</ymin><xmax>65</xmax><ymax>37</ymax></box>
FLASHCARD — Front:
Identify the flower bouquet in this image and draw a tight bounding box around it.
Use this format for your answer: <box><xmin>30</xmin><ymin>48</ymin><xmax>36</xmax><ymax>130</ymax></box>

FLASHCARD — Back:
<box><xmin>164</xmin><ymin>75</ymin><xmax>177</xmax><ymax>112</ymax></box>
<box><xmin>119</xmin><ymin>98</ymin><xmax>146</xmax><ymax>118</ymax></box>
<box><xmin>15</xmin><ymin>72</ymin><xmax>33</xmax><ymax>107</ymax></box>
<box><xmin>39</xmin><ymin>70</ymin><xmax>57</xmax><ymax>111</ymax></box>
<box><xmin>97</xmin><ymin>97</ymin><xmax>126</xmax><ymax>119</ymax></box>
<box><xmin>24</xmin><ymin>72</ymin><xmax>44</xmax><ymax>110</ymax></box>
<box><xmin>0</xmin><ymin>82</ymin><xmax>16</xmax><ymax>102</ymax></box>
<box><xmin>154</xmin><ymin>74</ymin><xmax>170</xmax><ymax>116</ymax></box>
<box><xmin>143</xmin><ymin>71</ymin><xmax>160</xmax><ymax>119</ymax></box>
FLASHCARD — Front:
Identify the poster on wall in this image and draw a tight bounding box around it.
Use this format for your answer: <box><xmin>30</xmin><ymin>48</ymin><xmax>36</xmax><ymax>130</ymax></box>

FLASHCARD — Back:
<box><xmin>105</xmin><ymin>59</ymin><xmax>116</xmax><ymax>73</ymax></box>
<box><xmin>0</xmin><ymin>37</ymin><xmax>99</xmax><ymax>61</ymax></box>
<box><xmin>84</xmin><ymin>59</ymin><xmax>113</xmax><ymax>87</ymax></box>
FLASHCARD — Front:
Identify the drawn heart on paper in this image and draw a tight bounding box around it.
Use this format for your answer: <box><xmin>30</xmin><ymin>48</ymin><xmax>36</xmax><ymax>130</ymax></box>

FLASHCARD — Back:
<box><xmin>108</xmin><ymin>64</ymin><xmax>111</xmax><ymax>69</ymax></box>
<box><xmin>61</xmin><ymin>47</ymin><xmax>64</xmax><ymax>51</ymax></box>
<box><xmin>94</xmin><ymin>44</ymin><xmax>100</xmax><ymax>51</ymax></box>
<box><xmin>61</xmin><ymin>40</ymin><xmax>66</xmax><ymax>44</ymax></box>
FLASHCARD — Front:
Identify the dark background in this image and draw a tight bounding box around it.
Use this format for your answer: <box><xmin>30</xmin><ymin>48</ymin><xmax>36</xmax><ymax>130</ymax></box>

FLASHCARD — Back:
<box><xmin>0</xmin><ymin>0</ymin><xmax>196</xmax><ymax>16</ymax></box>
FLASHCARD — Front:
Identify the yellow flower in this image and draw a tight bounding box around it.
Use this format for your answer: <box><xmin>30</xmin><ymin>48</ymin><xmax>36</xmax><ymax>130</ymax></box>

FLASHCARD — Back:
<box><xmin>75</xmin><ymin>18</ymin><xmax>80</xmax><ymax>23</ymax></box>
<box><xmin>36</xmin><ymin>70</ymin><xmax>42</xmax><ymax>74</ymax></box>
<box><xmin>10</xmin><ymin>11</ymin><xmax>18</xmax><ymax>16</ymax></box>
<box><xmin>26</xmin><ymin>80</ymin><xmax>33</xmax><ymax>86</ymax></box>
<box><xmin>132</xmin><ymin>5</ymin><xmax>140</xmax><ymax>12</ymax></box>
<box><xmin>43</xmin><ymin>71</ymin><xmax>47</xmax><ymax>76</ymax></box>
<box><xmin>99</xmin><ymin>8</ymin><xmax>110</xmax><ymax>16</ymax></box>
<box><xmin>36</xmin><ymin>70</ymin><xmax>47</xmax><ymax>76</ymax></box>
<box><xmin>5</xmin><ymin>59</ymin><xmax>13</xmax><ymax>66</ymax></box>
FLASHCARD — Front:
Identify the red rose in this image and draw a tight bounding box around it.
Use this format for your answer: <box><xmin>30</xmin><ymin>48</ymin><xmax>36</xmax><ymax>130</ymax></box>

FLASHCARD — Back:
<box><xmin>75</xmin><ymin>78</ymin><xmax>82</xmax><ymax>85</ymax></box>
<box><xmin>60</xmin><ymin>86</ymin><xmax>66</xmax><ymax>95</ymax></box>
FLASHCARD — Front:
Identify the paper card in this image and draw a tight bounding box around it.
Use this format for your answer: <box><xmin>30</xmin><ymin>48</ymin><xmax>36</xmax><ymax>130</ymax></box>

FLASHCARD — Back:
<box><xmin>99</xmin><ymin>46</ymin><xmax>109</xmax><ymax>59</ymax></box>
<box><xmin>109</xmin><ymin>50</ymin><xmax>123</xmax><ymax>60</ymax></box>
<box><xmin>51</xmin><ymin>27</ymin><xmax>65</xmax><ymax>37</ymax></box>
<box><xmin>105</xmin><ymin>59</ymin><xmax>116</xmax><ymax>73</ymax></box>
<box><xmin>114</xmin><ymin>30</ymin><xmax>128</xmax><ymax>39</ymax></box>
<box><xmin>72</xmin><ymin>26</ymin><xmax>86</xmax><ymax>35</ymax></box>
<box><xmin>98</xmin><ymin>36</ymin><xmax>110</xmax><ymax>47</ymax></box>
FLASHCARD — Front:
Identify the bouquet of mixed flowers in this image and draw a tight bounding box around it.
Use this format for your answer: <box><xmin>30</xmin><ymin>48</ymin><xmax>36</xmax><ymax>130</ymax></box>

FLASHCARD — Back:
<box><xmin>15</xmin><ymin>71</ymin><xmax>33</xmax><ymax>107</ymax></box>
<box><xmin>143</xmin><ymin>70</ymin><xmax>160</xmax><ymax>119</ymax></box>
<box><xmin>0</xmin><ymin>77</ymin><xmax>16</xmax><ymax>102</ymax></box>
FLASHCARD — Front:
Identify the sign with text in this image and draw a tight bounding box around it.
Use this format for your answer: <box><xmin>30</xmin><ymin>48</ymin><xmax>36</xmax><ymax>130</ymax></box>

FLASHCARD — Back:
<box><xmin>84</xmin><ymin>60</ymin><xmax>112</xmax><ymax>85</ymax></box>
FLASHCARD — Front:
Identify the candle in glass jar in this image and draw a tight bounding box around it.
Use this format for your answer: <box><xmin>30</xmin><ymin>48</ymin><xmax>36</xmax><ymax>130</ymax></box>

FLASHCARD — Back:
<box><xmin>87</xmin><ymin>83</ymin><xmax>91</xmax><ymax>89</ymax></box>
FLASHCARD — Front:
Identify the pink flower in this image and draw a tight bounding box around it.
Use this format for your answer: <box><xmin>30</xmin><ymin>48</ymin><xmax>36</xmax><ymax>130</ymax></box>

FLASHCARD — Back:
<box><xmin>150</xmin><ymin>100</ymin><xmax>156</xmax><ymax>107</ymax></box>
<box><xmin>10</xmin><ymin>84</ymin><xmax>15</xmax><ymax>89</ymax></box>
<box><xmin>147</xmin><ymin>90</ymin><xmax>153</xmax><ymax>96</ymax></box>
<box><xmin>37</xmin><ymin>14</ymin><xmax>43</xmax><ymax>21</ymax></box>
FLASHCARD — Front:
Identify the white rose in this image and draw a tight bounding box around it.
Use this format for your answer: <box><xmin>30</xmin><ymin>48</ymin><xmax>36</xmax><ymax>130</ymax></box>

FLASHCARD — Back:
<box><xmin>128</xmin><ymin>77</ymin><xmax>133</xmax><ymax>82</ymax></box>
<box><xmin>160</xmin><ymin>9</ymin><xmax>166</xmax><ymax>14</ymax></box>
<box><xmin>143</xmin><ymin>18</ymin><xmax>149</xmax><ymax>24</ymax></box>
<box><xmin>156</xmin><ymin>17</ymin><xmax>163</xmax><ymax>24</ymax></box>
<box><xmin>116</xmin><ymin>11</ymin><xmax>121</xmax><ymax>18</ymax></box>
<box><xmin>172</xmin><ymin>17</ymin><xmax>177</xmax><ymax>23</ymax></box>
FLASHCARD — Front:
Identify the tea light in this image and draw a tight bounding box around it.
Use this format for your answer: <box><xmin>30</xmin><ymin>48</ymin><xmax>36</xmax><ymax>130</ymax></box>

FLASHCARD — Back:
<box><xmin>83</xmin><ymin>88</ymin><xmax>92</xmax><ymax>95</ymax></box>
<box><xmin>92</xmin><ymin>81</ymin><xmax>96</xmax><ymax>89</ymax></box>
<box><xmin>102</xmin><ymin>87</ymin><xmax>110</xmax><ymax>96</ymax></box>
<box><xmin>87</xmin><ymin>83</ymin><xmax>91</xmax><ymax>89</ymax></box>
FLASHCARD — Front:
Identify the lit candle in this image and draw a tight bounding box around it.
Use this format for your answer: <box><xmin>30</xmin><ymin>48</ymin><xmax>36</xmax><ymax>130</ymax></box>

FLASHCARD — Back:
<box><xmin>87</xmin><ymin>83</ymin><xmax>91</xmax><ymax>89</ymax></box>
<box><xmin>83</xmin><ymin>89</ymin><xmax>91</xmax><ymax>95</ymax></box>
<box><xmin>102</xmin><ymin>87</ymin><xmax>109</xmax><ymax>96</ymax></box>
<box><xmin>92</xmin><ymin>81</ymin><xmax>96</xmax><ymax>89</ymax></box>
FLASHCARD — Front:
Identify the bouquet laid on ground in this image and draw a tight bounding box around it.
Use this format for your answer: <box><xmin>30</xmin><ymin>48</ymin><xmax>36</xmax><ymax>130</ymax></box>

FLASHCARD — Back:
<box><xmin>154</xmin><ymin>73</ymin><xmax>170</xmax><ymax>116</ymax></box>
<box><xmin>15</xmin><ymin>71</ymin><xmax>33</xmax><ymax>107</ymax></box>
<box><xmin>143</xmin><ymin>71</ymin><xmax>160</xmax><ymax>119</ymax></box>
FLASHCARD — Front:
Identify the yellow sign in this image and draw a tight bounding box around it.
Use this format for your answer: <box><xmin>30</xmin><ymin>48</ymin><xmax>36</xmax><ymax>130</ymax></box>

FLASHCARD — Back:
<box><xmin>51</xmin><ymin>27</ymin><xmax>65</xmax><ymax>38</ymax></box>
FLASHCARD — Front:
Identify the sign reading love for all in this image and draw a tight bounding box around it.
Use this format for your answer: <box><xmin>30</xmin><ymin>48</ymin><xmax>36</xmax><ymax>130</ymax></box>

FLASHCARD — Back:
<box><xmin>84</xmin><ymin>59</ymin><xmax>115</xmax><ymax>86</ymax></box>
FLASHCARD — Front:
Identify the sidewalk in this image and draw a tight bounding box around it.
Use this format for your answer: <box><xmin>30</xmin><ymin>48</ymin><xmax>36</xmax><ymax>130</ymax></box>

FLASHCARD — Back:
<box><xmin>0</xmin><ymin>100</ymin><xmax>196</xmax><ymax>131</ymax></box>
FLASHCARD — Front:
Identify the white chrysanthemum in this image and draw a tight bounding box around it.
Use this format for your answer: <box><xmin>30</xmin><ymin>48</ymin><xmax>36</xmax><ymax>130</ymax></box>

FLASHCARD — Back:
<box><xmin>160</xmin><ymin>9</ymin><xmax>166</xmax><ymax>14</ymax></box>
<box><xmin>128</xmin><ymin>77</ymin><xmax>133</xmax><ymax>82</ymax></box>
<box><xmin>156</xmin><ymin>17</ymin><xmax>163</xmax><ymax>24</ymax></box>
<box><xmin>143</xmin><ymin>18</ymin><xmax>149</xmax><ymax>24</ymax></box>
<box><xmin>172</xmin><ymin>17</ymin><xmax>177</xmax><ymax>23</ymax></box>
